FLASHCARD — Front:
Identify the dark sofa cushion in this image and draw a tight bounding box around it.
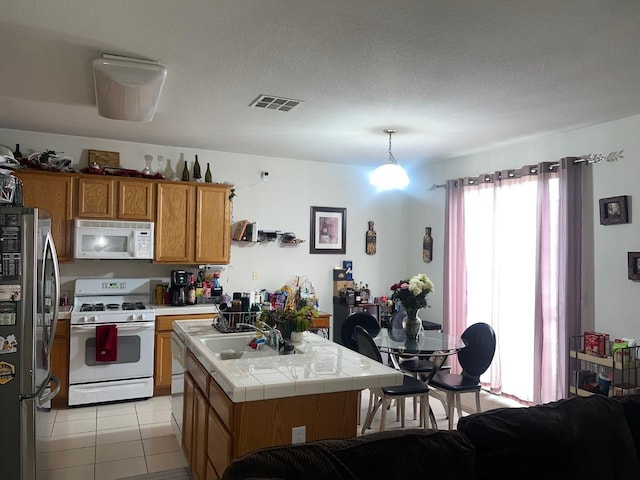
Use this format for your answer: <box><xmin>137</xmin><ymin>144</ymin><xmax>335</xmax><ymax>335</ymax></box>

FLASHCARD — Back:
<box><xmin>612</xmin><ymin>393</ymin><xmax>640</xmax><ymax>461</ymax></box>
<box><xmin>222</xmin><ymin>429</ymin><xmax>475</xmax><ymax>480</ymax></box>
<box><xmin>457</xmin><ymin>395</ymin><xmax>640</xmax><ymax>480</ymax></box>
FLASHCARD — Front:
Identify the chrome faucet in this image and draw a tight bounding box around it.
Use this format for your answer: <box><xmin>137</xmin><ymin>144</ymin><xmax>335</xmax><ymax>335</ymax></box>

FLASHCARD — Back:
<box><xmin>236</xmin><ymin>322</ymin><xmax>283</xmax><ymax>349</ymax></box>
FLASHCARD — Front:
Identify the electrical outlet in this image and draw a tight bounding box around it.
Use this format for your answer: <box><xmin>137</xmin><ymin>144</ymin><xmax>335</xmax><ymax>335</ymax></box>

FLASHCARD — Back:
<box><xmin>291</xmin><ymin>426</ymin><xmax>306</xmax><ymax>444</ymax></box>
<box><xmin>252</xmin><ymin>271</ymin><xmax>259</xmax><ymax>280</ymax></box>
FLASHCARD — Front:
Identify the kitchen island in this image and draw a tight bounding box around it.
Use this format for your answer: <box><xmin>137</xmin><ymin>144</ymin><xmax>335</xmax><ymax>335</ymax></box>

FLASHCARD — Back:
<box><xmin>173</xmin><ymin>319</ymin><xmax>402</xmax><ymax>479</ymax></box>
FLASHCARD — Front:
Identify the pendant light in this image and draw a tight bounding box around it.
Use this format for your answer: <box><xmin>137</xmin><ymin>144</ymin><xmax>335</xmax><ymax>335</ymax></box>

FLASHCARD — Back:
<box><xmin>369</xmin><ymin>129</ymin><xmax>410</xmax><ymax>190</ymax></box>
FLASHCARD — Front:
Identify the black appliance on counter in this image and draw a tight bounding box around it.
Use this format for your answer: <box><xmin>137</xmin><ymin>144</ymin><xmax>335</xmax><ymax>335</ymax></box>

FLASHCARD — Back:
<box><xmin>170</xmin><ymin>269</ymin><xmax>190</xmax><ymax>306</ymax></box>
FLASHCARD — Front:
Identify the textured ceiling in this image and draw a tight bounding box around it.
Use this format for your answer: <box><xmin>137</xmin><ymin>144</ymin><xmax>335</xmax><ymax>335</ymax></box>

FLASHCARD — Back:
<box><xmin>1</xmin><ymin>1</ymin><xmax>639</xmax><ymax>167</ymax></box>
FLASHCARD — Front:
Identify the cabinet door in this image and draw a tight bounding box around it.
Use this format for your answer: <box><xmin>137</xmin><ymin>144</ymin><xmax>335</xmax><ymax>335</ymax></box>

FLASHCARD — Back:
<box><xmin>182</xmin><ymin>372</ymin><xmax>195</xmax><ymax>463</ymax></box>
<box><xmin>51</xmin><ymin>319</ymin><xmax>69</xmax><ymax>407</ymax></box>
<box><xmin>17</xmin><ymin>170</ymin><xmax>74</xmax><ymax>262</ymax></box>
<box><xmin>193</xmin><ymin>385</ymin><xmax>209</xmax><ymax>480</ymax></box>
<box><xmin>77</xmin><ymin>177</ymin><xmax>116</xmax><ymax>218</ymax></box>
<box><xmin>207</xmin><ymin>408</ymin><xmax>232</xmax><ymax>478</ymax></box>
<box><xmin>155</xmin><ymin>182</ymin><xmax>195</xmax><ymax>263</ymax></box>
<box><xmin>195</xmin><ymin>185</ymin><xmax>231</xmax><ymax>264</ymax></box>
<box><xmin>154</xmin><ymin>331</ymin><xmax>172</xmax><ymax>396</ymax></box>
<box><xmin>118</xmin><ymin>179</ymin><xmax>155</xmax><ymax>220</ymax></box>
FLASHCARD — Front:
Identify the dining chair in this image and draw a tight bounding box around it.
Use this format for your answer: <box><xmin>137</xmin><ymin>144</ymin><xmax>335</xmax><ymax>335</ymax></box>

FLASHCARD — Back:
<box><xmin>424</xmin><ymin>322</ymin><xmax>496</xmax><ymax>430</ymax></box>
<box><xmin>340</xmin><ymin>312</ymin><xmax>380</xmax><ymax>351</ymax></box>
<box><xmin>354</xmin><ymin>325</ymin><xmax>431</xmax><ymax>434</ymax></box>
<box><xmin>340</xmin><ymin>312</ymin><xmax>381</xmax><ymax>424</ymax></box>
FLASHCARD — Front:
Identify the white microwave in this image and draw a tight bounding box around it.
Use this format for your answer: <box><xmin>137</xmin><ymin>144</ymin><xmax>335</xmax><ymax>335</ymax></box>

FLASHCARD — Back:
<box><xmin>74</xmin><ymin>219</ymin><xmax>154</xmax><ymax>260</ymax></box>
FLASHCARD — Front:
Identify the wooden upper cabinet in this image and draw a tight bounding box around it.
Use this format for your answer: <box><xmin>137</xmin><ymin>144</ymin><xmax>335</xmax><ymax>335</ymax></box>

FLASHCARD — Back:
<box><xmin>16</xmin><ymin>170</ymin><xmax>75</xmax><ymax>262</ymax></box>
<box><xmin>195</xmin><ymin>184</ymin><xmax>232</xmax><ymax>264</ymax></box>
<box><xmin>155</xmin><ymin>182</ymin><xmax>195</xmax><ymax>263</ymax></box>
<box><xmin>118</xmin><ymin>179</ymin><xmax>155</xmax><ymax>221</ymax></box>
<box><xmin>77</xmin><ymin>177</ymin><xmax>115</xmax><ymax>218</ymax></box>
<box><xmin>77</xmin><ymin>176</ymin><xmax>155</xmax><ymax>221</ymax></box>
<box><xmin>155</xmin><ymin>182</ymin><xmax>232</xmax><ymax>264</ymax></box>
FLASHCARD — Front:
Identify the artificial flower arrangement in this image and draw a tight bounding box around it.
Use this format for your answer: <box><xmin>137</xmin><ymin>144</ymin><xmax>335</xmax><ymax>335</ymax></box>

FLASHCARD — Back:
<box><xmin>390</xmin><ymin>274</ymin><xmax>434</xmax><ymax>312</ymax></box>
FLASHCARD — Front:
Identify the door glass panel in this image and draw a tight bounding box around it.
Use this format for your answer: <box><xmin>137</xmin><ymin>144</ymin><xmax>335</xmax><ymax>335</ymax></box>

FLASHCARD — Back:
<box><xmin>84</xmin><ymin>336</ymin><xmax>142</xmax><ymax>365</ymax></box>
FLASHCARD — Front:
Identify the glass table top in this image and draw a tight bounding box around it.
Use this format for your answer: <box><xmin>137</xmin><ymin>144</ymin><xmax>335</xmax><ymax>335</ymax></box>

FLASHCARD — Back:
<box><xmin>374</xmin><ymin>327</ymin><xmax>467</xmax><ymax>356</ymax></box>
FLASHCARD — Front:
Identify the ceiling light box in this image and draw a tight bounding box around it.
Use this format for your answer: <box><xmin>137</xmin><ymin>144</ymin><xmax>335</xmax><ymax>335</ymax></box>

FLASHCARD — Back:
<box><xmin>93</xmin><ymin>54</ymin><xmax>167</xmax><ymax>122</ymax></box>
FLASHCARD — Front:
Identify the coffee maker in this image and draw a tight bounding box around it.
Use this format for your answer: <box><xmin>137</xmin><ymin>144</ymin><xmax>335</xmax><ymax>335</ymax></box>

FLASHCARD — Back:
<box><xmin>170</xmin><ymin>270</ymin><xmax>190</xmax><ymax>306</ymax></box>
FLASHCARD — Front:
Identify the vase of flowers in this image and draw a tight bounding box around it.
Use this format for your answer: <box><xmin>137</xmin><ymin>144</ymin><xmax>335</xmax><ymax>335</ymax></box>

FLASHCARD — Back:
<box><xmin>390</xmin><ymin>274</ymin><xmax>434</xmax><ymax>339</ymax></box>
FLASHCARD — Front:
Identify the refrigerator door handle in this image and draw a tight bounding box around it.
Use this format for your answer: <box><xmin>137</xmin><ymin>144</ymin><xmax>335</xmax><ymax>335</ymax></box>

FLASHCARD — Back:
<box><xmin>38</xmin><ymin>374</ymin><xmax>60</xmax><ymax>407</ymax></box>
<box><xmin>43</xmin><ymin>231</ymin><xmax>61</xmax><ymax>355</ymax></box>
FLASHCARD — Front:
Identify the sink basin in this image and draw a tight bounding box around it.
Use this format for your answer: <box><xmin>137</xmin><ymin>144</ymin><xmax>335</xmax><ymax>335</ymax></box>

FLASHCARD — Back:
<box><xmin>199</xmin><ymin>335</ymin><xmax>285</xmax><ymax>359</ymax></box>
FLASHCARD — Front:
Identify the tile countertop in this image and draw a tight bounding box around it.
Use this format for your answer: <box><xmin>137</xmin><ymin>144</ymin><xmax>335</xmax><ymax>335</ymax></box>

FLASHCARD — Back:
<box><xmin>173</xmin><ymin>319</ymin><xmax>403</xmax><ymax>404</ymax></box>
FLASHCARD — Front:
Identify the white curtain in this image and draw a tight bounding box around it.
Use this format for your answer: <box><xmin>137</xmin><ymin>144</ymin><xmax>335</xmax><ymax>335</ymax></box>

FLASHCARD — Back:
<box><xmin>444</xmin><ymin>160</ymin><xmax>583</xmax><ymax>404</ymax></box>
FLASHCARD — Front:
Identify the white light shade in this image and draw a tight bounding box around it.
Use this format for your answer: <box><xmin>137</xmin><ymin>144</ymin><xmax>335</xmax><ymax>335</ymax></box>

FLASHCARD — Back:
<box><xmin>369</xmin><ymin>163</ymin><xmax>410</xmax><ymax>190</ymax></box>
<box><xmin>93</xmin><ymin>56</ymin><xmax>167</xmax><ymax>122</ymax></box>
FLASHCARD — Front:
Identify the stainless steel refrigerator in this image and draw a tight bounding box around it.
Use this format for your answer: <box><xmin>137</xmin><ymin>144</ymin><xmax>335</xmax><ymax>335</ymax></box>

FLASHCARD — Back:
<box><xmin>0</xmin><ymin>207</ymin><xmax>60</xmax><ymax>479</ymax></box>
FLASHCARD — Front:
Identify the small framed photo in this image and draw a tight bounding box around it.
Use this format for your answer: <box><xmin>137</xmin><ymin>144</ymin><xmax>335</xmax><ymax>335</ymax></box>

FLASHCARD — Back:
<box><xmin>310</xmin><ymin>206</ymin><xmax>346</xmax><ymax>254</ymax></box>
<box><xmin>628</xmin><ymin>252</ymin><xmax>640</xmax><ymax>281</ymax></box>
<box><xmin>599</xmin><ymin>195</ymin><xmax>629</xmax><ymax>225</ymax></box>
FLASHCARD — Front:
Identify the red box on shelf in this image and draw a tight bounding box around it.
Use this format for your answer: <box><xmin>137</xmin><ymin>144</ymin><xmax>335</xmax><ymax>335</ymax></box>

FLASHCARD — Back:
<box><xmin>584</xmin><ymin>331</ymin><xmax>610</xmax><ymax>357</ymax></box>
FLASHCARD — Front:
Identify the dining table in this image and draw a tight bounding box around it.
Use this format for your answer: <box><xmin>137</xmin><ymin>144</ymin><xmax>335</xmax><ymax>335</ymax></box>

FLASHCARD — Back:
<box><xmin>373</xmin><ymin>327</ymin><xmax>467</xmax><ymax>428</ymax></box>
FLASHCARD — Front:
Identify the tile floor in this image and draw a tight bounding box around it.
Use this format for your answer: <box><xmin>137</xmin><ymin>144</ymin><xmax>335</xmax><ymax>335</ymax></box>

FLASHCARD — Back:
<box><xmin>37</xmin><ymin>389</ymin><xmax>521</xmax><ymax>480</ymax></box>
<box><xmin>38</xmin><ymin>396</ymin><xmax>187</xmax><ymax>480</ymax></box>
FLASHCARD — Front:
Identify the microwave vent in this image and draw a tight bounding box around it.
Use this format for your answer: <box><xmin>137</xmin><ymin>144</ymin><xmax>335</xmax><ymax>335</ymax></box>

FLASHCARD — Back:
<box><xmin>74</xmin><ymin>219</ymin><xmax>154</xmax><ymax>230</ymax></box>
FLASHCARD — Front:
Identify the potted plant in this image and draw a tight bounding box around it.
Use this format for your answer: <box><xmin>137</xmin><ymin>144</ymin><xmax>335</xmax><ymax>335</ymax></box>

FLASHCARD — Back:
<box><xmin>288</xmin><ymin>305</ymin><xmax>318</xmax><ymax>342</ymax></box>
<box><xmin>259</xmin><ymin>305</ymin><xmax>317</xmax><ymax>342</ymax></box>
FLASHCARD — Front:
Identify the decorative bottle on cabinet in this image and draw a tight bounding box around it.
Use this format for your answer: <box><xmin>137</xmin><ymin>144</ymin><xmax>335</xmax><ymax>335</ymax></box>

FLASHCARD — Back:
<box><xmin>205</xmin><ymin>163</ymin><xmax>212</xmax><ymax>183</ymax></box>
<box><xmin>181</xmin><ymin>161</ymin><xmax>190</xmax><ymax>181</ymax></box>
<box><xmin>366</xmin><ymin>220</ymin><xmax>377</xmax><ymax>255</ymax></box>
<box><xmin>423</xmin><ymin>226</ymin><xmax>433</xmax><ymax>263</ymax></box>
<box><xmin>13</xmin><ymin>144</ymin><xmax>23</xmax><ymax>160</ymax></box>
<box><xmin>193</xmin><ymin>155</ymin><xmax>202</xmax><ymax>181</ymax></box>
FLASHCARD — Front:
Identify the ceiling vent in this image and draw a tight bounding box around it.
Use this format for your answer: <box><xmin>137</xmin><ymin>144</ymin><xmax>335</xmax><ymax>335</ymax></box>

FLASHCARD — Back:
<box><xmin>93</xmin><ymin>54</ymin><xmax>167</xmax><ymax>122</ymax></box>
<box><xmin>249</xmin><ymin>95</ymin><xmax>303</xmax><ymax>112</ymax></box>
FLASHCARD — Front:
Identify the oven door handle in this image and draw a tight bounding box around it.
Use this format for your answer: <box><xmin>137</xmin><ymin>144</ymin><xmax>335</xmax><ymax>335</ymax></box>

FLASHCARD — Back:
<box><xmin>71</xmin><ymin>322</ymin><xmax>156</xmax><ymax>331</ymax></box>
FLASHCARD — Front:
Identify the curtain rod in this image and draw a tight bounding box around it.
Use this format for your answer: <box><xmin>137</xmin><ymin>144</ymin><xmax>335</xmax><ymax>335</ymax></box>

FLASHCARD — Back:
<box><xmin>427</xmin><ymin>150</ymin><xmax>624</xmax><ymax>191</ymax></box>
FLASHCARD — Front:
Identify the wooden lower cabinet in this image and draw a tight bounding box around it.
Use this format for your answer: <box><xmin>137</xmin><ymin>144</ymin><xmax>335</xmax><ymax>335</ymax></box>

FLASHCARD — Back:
<box><xmin>207</xmin><ymin>460</ymin><xmax>219</xmax><ymax>480</ymax></box>
<box><xmin>51</xmin><ymin>319</ymin><xmax>69</xmax><ymax>408</ymax></box>
<box><xmin>182</xmin><ymin>373</ymin><xmax>195</xmax><ymax>464</ymax></box>
<box><xmin>184</xmin><ymin>350</ymin><xmax>359</xmax><ymax>478</ymax></box>
<box><xmin>193</xmin><ymin>385</ymin><xmax>209</xmax><ymax>480</ymax></box>
<box><xmin>184</xmin><ymin>351</ymin><xmax>211</xmax><ymax>480</ymax></box>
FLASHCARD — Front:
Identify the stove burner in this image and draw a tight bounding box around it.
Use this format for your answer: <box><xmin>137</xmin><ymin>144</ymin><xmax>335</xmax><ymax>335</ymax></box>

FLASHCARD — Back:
<box><xmin>122</xmin><ymin>302</ymin><xmax>146</xmax><ymax>311</ymax></box>
<box><xmin>106</xmin><ymin>303</ymin><xmax>120</xmax><ymax>310</ymax></box>
<box><xmin>80</xmin><ymin>303</ymin><xmax>105</xmax><ymax>312</ymax></box>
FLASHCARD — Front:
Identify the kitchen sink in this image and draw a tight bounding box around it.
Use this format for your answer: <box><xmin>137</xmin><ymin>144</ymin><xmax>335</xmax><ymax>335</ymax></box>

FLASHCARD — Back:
<box><xmin>199</xmin><ymin>334</ymin><xmax>296</xmax><ymax>360</ymax></box>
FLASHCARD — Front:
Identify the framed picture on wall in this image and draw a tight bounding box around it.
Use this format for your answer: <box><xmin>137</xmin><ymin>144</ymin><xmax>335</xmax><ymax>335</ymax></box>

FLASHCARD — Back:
<box><xmin>310</xmin><ymin>206</ymin><xmax>346</xmax><ymax>254</ymax></box>
<box><xmin>599</xmin><ymin>195</ymin><xmax>629</xmax><ymax>225</ymax></box>
<box><xmin>628</xmin><ymin>252</ymin><xmax>640</xmax><ymax>281</ymax></box>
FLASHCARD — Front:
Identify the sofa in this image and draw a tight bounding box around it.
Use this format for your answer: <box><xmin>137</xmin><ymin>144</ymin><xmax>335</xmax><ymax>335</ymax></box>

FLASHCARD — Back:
<box><xmin>221</xmin><ymin>394</ymin><xmax>640</xmax><ymax>480</ymax></box>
